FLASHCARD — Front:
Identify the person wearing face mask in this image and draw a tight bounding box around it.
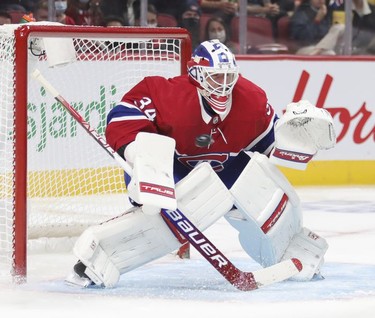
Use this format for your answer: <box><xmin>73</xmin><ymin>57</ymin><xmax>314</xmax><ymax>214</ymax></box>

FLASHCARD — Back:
<box><xmin>65</xmin><ymin>0</ymin><xmax>103</xmax><ymax>25</ymax></box>
<box><xmin>204</xmin><ymin>16</ymin><xmax>239</xmax><ymax>53</ymax></box>
<box><xmin>29</xmin><ymin>0</ymin><xmax>74</xmax><ymax>24</ymax></box>
<box><xmin>177</xmin><ymin>0</ymin><xmax>202</xmax><ymax>52</ymax></box>
<box><xmin>30</xmin><ymin>0</ymin><xmax>48</xmax><ymax>21</ymax></box>
<box><xmin>54</xmin><ymin>0</ymin><xmax>75</xmax><ymax>24</ymax></box>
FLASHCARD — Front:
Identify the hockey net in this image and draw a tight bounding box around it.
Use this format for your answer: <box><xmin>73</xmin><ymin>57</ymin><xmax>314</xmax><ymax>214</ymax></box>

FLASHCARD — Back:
<box><xmin>0</xmin><ymin>22</ymin><xmax>191</xmax><ymax>282</ymax></box>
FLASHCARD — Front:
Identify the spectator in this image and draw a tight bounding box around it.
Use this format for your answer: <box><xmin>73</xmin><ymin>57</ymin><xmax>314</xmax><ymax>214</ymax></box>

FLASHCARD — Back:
<box><xmin>204</xmin><ymin>15</ymin><xmax>239</xmax><ymax>53</ymax></box>
<box><xmin>99</xmin><ymin>0</ymin><xmax>127</xmax><ymax>22</ymax></box>
<box><xmin>103</xmin><ymin>15</ymin><xmax>126</xmax><ymax>27</ymax></box>
<box><xmin>55</xmin><ymin>0</ymin><xmax>76</xmax><ymax>24</ymax></box>
<box><xmin>134</xmin><ymin>3</ymin><xmax>158</xmax><ymax>27</ymax></box>
<box><xmin>20</xmin><ymin>0</ymin><xmax>39</xmax><ymax>12</ymax></box>
<box><xmin>103</xmin><ymin>0</ymin><xmax>154</xmax><ymax>27</ymax></box>
<box><xmin>247</xmin><ymin>0</ymin><xmax>281</xmax><ymax>18</ymax></box>
<box><xmin>352</xmin><ymin>0</ymin><xmax>375</xmax><ymax>54</ymax></box>
<box><xmin>289</xmin><ymin>0</ymin><xmax>344</xmax><ymax>55</ymax></box>
<box><xmin>270</xmin><ymin>0</ymin><xmax>295</xmax><ymax>38</ymax></box>
<box><xmin>124</xmin><ymin>0</ymin><xmax>139</xmax><ymax>26</ymax></box>
<box><xmin>200</xmin><ymin>0</ymin><xmax>239</xmax><ymax>24</ymax></box>
<box><xmin>0</xmin><ymin>11</ymin><xmax>12</xmax><ymax>25</ymax></box>
<box><xmin>32</xmin><ymin>0</ymin><xmax>49</xmax><ymax>21</ymax></box>
<box><xmin>65</xmin><ymin>0</ymin><xmax>104</xmax><ymax>25</ymax></box>
<box><xmin>330</xmin><ymin>0</ymin><xmax>375</xmax><ymax>55</ymax></box>
<box><xmin>0</xmin><ymin>1</ymin><xmax>26</xmax><ymax>12</ymax></box>
<box><xmin>103</xmin><ymin>0</ymin><xmax>156</xmax><ymax>27</ymax></box>
<box><xmin>247</xmin><ymin>0</ymin><xmax>292</xmax><ymax>39</ymax></box>
<box><xmin>19</xmin><ymin>12</ymin><xmax>36</xmax><ymax>22</ymax></box>
<box><xmin>31</xmin><ymin>0</ymin><xmax>74</xmax><ymax>24</ymax></box>
<box><xmin>273</xmin><ymin>0</ymin><xmax>295</xmax><ymax>16</ymax></box>
<box><xmin>149</xmin><ymin>0</ymin><xmax>185</xmax><ymax>19</ymax></box>
<box><xmin>177</xmin><ymin>0</ymin><xmax>202</xmax><ymax>51</ymax></box>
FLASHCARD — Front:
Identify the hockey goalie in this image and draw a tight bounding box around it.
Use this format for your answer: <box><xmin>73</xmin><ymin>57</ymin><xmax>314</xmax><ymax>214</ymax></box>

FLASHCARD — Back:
<box><xmin>66</xmin><ymin>40</ymin><xmax>336</xmax><ymax>288</ymax></box>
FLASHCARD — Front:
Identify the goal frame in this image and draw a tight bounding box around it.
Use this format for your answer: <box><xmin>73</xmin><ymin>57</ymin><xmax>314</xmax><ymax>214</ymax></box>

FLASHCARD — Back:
<box><xmin>7</xmin><ymin>24</ymin><xmax>191</xmax><ymax>282</ymax></box>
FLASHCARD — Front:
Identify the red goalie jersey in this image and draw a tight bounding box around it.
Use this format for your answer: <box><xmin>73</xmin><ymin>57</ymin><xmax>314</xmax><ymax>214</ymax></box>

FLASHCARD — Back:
<box><xmin>106</xmin><ymin>74</ymin><xmax>277</xmax><ymax>188</ymax></box>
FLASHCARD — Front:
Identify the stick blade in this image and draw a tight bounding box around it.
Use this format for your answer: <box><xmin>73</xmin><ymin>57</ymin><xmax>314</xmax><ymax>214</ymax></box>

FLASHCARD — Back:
<box><xmin>252</xmin><ymin>258</ymin><xmax>302</xmax><ymax>288</ymax></box>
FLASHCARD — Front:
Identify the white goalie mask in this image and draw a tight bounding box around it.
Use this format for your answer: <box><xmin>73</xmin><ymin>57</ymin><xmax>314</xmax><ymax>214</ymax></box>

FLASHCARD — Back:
<box><xmin>188</xmin><ymin>39</ymin><xmax>239</xmax><ymax>114</ymax></box>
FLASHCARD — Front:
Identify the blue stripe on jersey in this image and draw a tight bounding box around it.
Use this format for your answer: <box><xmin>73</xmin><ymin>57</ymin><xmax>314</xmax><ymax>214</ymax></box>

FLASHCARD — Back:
<box><xmin>107</xmin><ymin>103</ymin><xmax>147</xmax><ymax>125</ymax></box>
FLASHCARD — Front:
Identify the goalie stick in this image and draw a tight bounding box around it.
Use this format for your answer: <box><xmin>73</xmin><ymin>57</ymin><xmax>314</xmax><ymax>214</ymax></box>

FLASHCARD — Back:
<box><xmin>32</xmin><ymin>69</ymin><xmax>302</xmax><ymax>291</ymax></box>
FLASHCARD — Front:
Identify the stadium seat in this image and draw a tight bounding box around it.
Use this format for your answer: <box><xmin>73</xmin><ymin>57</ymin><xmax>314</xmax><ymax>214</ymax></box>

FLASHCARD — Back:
<box><xmin>199</xmin><ymin>13</ymin><xmax>214</xmax><ymax>42</ymax></box>
<box><xmin>276</xmin><ymin>15</ymin><xmax>297</xmax><ymax>53</ymax></box>
<box><xmin>157</xmin><ymin>13</ymin><xmax>178</xmax><ymax>27</ymax></box>
<box><xmin>231</xmin><ymin>16</ymin><xmax>274</xmax><ymax>47</ymax></box>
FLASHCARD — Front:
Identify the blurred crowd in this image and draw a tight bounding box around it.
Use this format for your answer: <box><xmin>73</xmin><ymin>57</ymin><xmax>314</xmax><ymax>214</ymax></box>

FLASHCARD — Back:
<box><xmin>0</xmin><ymin>0</ymin><xmax>374</xmax><ymax>55</ymax></box>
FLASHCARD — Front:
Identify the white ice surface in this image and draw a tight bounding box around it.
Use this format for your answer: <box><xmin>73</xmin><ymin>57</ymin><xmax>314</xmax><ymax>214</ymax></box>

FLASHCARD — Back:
<box><xmin>1</xmin><ymin>186</ymin><xmax>374</xmax><ymax>318</ymax></box>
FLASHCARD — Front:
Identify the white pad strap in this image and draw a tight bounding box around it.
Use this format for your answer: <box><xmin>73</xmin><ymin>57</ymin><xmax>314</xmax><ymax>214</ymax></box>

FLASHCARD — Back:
<box><xmin>127</xmin><ymin>132</ymin><xmax>177</xmax><ymax>213</ymax></box>
<box><xmin>270</xmin><ymin>100</ymin><xmax>336</xmax><ymax>170</ymax></box>
<box><xmin>73</xmin><ymin>162</ymin><xmax>234</xmax><ymax>287</ymax></box>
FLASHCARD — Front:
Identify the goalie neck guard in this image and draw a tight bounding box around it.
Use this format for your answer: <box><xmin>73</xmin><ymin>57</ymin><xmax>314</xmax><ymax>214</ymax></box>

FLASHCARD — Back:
<box><xmin>187</xmin><ymin>39</ymin><xmax>239</xmax><ymax>114</ymax></box>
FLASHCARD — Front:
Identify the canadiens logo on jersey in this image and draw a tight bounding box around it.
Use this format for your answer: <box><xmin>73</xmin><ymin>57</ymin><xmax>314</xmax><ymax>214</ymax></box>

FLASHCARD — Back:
<box><xmin>178</xmin><ymin>153</ymin><xmax>229</xmax><ymax>172</ymax></box>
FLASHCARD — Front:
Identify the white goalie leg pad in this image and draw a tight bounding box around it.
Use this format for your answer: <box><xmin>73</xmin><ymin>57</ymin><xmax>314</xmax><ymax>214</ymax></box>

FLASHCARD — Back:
<box><xmin>72</xmin><ymin>162</ymin><xmax>233</xmax><ymax>287</ymax></box>
<box><xmin>228</xmin><ymin>151</ymin><xmax>302</xmax><ymax>266</ymax></box>
<box><xmin>227</xmin><ymin>152</ymin><xmax>327</xmax><ymax>280</ymax></box>
<box><xmin>176</xmin><ymin>162</ymin><xmax>234</xmax><ymax>231</ymax></box>
<box><xmin>227</xmin><ymin>152</ymin><xmax>302</xmax><ymax>265</ymax></box>
<box><xmin>73</xmin><ymin>207</ymin><xmax>181</xmax><ymax>287</ymax></box>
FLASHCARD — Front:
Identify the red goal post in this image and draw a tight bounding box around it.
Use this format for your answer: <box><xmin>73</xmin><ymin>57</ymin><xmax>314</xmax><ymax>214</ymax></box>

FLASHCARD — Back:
<box><xmin>0</xmin><ymin>23</ymin><xmax>191</xmax><ymax>283</ymax></box>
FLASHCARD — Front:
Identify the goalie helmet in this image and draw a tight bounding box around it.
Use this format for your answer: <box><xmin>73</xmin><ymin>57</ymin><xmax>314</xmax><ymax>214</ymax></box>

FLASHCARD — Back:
<box><xmin>187</xmin><ymin>39</ymin><xmax>239</xmax><ymax>114</ymax></box>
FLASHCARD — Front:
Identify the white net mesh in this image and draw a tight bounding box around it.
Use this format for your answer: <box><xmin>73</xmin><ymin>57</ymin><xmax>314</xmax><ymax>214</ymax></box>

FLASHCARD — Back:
<box><xmin>0</xmin><ymin>23</ymin><xmax>188</xmax><ymax>280</ymax></box>
<box><xmin>0</xmin><ymin>25</ymin><xmax>17</xmax><ymax>277</ymax></box>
